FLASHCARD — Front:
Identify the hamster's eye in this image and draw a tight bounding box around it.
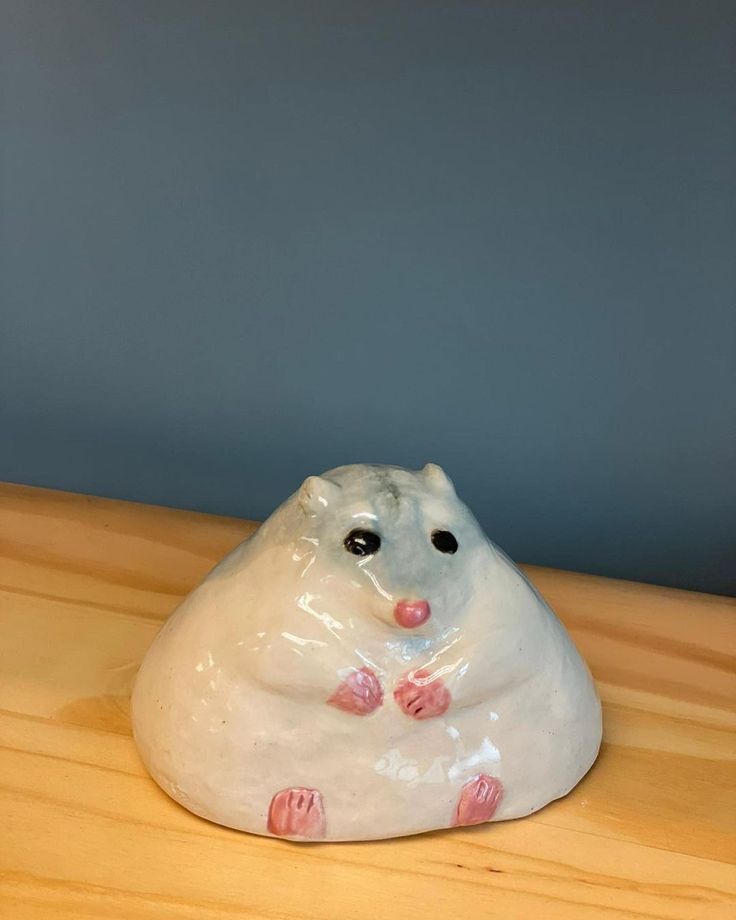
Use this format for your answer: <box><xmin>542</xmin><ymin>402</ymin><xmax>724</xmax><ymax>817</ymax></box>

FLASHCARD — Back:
<box><xmin>431</xmin><ymin>530</ymin><xmax>458</xmax><ymax>554</ymax></box>
<box><xmin>344</xmin><ymin>529</ymin><xmax>381</xmax><ymax>556</ymax></box>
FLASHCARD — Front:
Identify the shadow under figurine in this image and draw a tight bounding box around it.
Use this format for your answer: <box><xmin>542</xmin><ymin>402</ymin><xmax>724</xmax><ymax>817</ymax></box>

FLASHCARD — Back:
<box><xmin>131</xmin><ymin>463</ymin><xmax>602</xmax><ymax>841</ymax></box>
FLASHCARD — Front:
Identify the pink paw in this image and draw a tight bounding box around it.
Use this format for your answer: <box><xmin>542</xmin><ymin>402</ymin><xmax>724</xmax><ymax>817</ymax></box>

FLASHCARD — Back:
<box><xmin>267</xmin><ymin>787</ymin><xmax>326</xmax><ymax>839</ymax></box>
<box><xmin>328</xmin><ymin>667</ymin><xmax>383</xmax><ymax>715</ymax></box>
<box><xmin>393</xmin><ymin>668</ymin><xmax>451</xmax><ymax>720</ymax></box>
<box><xmin>453</xmin><ymin>774</ymin><xmax>503</xmax><ymax>827</ymax></box>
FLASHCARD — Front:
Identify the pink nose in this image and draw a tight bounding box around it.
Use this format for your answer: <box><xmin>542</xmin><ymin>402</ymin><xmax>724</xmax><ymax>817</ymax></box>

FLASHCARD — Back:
<box><xmin>394</xmin><ymin>599</ymin><xmax>431</xmax><ymax>629</ymax></box>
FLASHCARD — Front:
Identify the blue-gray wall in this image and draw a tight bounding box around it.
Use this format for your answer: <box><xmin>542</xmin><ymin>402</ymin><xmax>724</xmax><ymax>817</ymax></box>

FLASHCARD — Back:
<box><xmin>2</xmin><ymin>1</ymin><xmax>734</xmax><ymax>595</ymax></box>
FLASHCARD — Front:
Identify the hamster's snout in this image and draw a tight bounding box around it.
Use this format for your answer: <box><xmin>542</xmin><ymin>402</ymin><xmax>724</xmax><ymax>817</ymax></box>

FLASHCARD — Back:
<box><xmin>394</xmin><ymin>599</ymin><xmax>431</xmax><ymax>629</ymax></box>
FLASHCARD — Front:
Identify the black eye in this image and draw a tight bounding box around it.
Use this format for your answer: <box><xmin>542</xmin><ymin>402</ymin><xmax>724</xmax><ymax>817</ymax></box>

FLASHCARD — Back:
<box><xmin>431</xmin><ymin>530</ymin><xmax>458</xmax><ymax>554</ymax></box>
<box><xmin>344</xmin><ymin>529</ymin><xmax>381</xmax><ymax>556</ymax></box>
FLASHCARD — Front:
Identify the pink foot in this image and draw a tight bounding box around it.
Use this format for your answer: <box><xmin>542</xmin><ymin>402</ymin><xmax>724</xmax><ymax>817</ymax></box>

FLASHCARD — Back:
<box><xmin>328</xmin><ymin>667</ymin><xmax>383</xmax><ymax>715</ymax></box>
<box><xmin>393</xmin><ymin>668</ymin><xmax>451</xmax><ymax>720</ymax></box>
<box><xmin>267</xmin><ymin>787</ymin><xmax>326</xmax><ymax>839</ymax></box>
<box><xmin>453</xmin><ymin>774</ymin><xmax>503</xmax><ymax>827</ymax></box>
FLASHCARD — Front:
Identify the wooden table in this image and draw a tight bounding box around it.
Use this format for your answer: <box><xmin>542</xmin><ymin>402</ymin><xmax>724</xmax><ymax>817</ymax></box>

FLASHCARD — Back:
<box><xmin>1</xmin><ymin>483</ymin><xmax>734</xmax><ymax>919</ymax></box>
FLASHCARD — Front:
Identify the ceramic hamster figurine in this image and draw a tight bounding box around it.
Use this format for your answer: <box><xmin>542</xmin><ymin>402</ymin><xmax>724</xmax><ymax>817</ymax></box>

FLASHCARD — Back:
<box><xmin>131</xmin><ymin>464</ymin><xmax>601</xmax><ymax>841</ymax></box>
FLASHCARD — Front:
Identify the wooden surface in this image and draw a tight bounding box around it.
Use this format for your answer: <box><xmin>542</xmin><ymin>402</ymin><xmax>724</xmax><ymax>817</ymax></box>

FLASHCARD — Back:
<box><xmin>1</xmin><ymin>483</ymin><xmax>734</xmax><ymax>920</ymax></box>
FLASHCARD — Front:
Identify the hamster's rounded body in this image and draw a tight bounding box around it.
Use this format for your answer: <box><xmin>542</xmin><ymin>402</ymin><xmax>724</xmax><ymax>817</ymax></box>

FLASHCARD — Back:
<box><xmin>132</xmin><ymin>464</ymin><xmax>601</xmax><ymax>841</ymax></box>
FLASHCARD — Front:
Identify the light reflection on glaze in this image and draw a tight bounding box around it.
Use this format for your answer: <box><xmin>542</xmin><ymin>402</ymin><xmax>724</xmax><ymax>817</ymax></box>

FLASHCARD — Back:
<box><xmin>358</xmin><ymin>565</ymin><xmax>394</xmax><ymax>602</ymax></box>
<box><xmin>448</xmin><ymin>736</ymin><xmax>501</xmax><ymax>782</ymax></box>
<box><xmin>353</xmin><ymin>648</ymin><xmax>382</xmax><ymax>673</ymax></box>
<box><xmin>299</xmin><ymin>555</ymin><xmax>316</xmax><ymax>578</ymax></box>
<box><xmin>296</xmin><ymin>592</ymin><xmax>344</xmax><ymax>636</ymax></box>
<box><xmin>374</xmin><ymin>748</ymin><xmax>454</xmax><ymax>788</ymax></box>
<box><xmin>280</xmin><ymin>631</ymin><xmax>328</xmax><ymax>649</ymax></box>
<box><xmin>408</xmin><ymin>658</ymin><xmax>463</xmax><ymax>684</ymax></box>
<box><xmin>194</xmin><ymin>651</ymin><xmax>215</xmax><ymax>673</ymax></box>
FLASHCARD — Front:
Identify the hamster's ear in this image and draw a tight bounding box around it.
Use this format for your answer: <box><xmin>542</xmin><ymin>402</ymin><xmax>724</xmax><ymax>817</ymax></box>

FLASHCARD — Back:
<box><xmin>421</xmin><ymin>463</ymin><xmax>456</xmax><ymax>496</ymax></box>
<box><xmin>298</xmin><ymin>475</ymin><xmax>341</xmax><ymax>515</ymax></box>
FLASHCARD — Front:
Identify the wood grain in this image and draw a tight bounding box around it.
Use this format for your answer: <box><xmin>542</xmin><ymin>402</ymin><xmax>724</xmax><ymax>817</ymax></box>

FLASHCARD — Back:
<box><xmin>0</xmin><ymin>481</ymin><xmax>734</xmax><ymax>919</ymax></box>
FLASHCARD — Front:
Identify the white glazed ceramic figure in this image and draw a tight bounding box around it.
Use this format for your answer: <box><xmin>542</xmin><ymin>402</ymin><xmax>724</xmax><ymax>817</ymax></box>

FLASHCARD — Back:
<box><xmin>132</xmin><ymin>464</ymin><xmax>602</xmax><ymax>842</ymax></box>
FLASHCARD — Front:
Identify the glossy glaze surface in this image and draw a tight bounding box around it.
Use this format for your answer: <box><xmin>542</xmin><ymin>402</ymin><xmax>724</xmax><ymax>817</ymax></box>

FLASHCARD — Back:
<box><xmin>131</xmin><ymin>464</ymin><xmax>602</xmax><ymax>841</ymax></box>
